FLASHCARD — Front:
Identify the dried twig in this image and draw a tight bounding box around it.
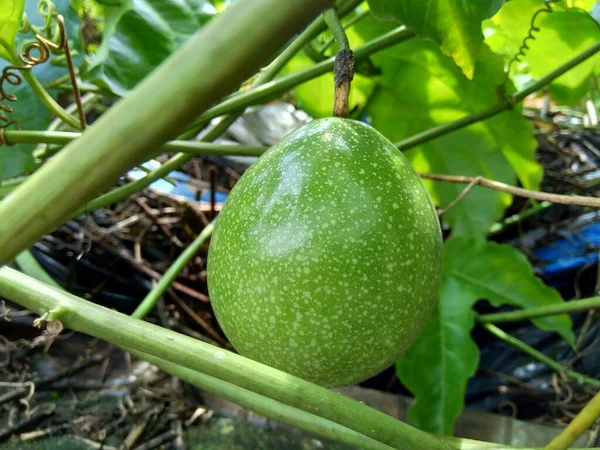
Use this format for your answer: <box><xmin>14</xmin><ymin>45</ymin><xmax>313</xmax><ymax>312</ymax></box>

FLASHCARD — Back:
<box><xmin>421</xmin><ymin>173</ymin><xmax>600</xmax><ymax>208</ymax></box>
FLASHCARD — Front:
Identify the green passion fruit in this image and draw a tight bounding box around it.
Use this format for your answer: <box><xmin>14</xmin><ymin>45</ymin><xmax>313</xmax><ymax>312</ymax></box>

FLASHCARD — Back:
<box><xmin>207</xmin><ymin>118</ymin><xmax>442</xmax><ymax>387</ymax></box>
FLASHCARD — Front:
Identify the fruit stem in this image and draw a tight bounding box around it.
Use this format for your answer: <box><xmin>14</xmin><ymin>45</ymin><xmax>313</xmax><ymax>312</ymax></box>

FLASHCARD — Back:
<box><xmin>0</xmin><ymin>267</ymin><xmax>456</xmax><ymax>450</ymax></box>
<box><xmin>324</xmin><ymin>7</ymin><xmax>354</xmax><ymax>117</ymax></box>
<box><xmin>480</xmin><ymin>323</ymin><xmax>600</xmax><ymax>387</ymax></box>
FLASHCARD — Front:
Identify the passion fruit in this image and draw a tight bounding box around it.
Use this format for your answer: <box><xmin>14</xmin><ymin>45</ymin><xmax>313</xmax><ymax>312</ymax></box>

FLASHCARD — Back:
<box><xmin>207</xmin><ymin>118</ymin><xmax>442</xmax><ymax>387</ymax></box>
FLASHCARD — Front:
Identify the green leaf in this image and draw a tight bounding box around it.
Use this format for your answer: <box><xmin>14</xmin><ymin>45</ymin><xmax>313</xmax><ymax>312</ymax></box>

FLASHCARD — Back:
<box><xmin>358</xmin><ymin>18</ymin><xmax>541</xmax><ymax>237</ymax></box>
<box><xmin>396</xmin><ymin>237</ymin><xmax>575</xmax><ymax>434</ymax></box>
<box><xmin>0</xmin><ymin>0</ymin><xmax>25</xmax><ymax>63</ymax></box>
<box><xmin>485</xmin><ymin>0</ymin><xmax>600</xmax><ymax>104</ymax></box>
<box><xmin>86</xmin><ymin>0</ymin><xmax>216</xmax><ymax>96</ymax></box>
<box><xmin>366</xmin><ymin>0</ymin><xmax>501</xmax><ymax>78</ymax></box>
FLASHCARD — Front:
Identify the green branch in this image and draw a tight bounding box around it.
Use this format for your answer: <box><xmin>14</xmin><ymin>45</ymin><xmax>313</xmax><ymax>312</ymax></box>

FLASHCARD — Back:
<box><xmin>481</xmin><ymin>323</ymin><xmax>600</xmax><ymax>387</ymax></box>
<box><xmin>132</xmin><ymin>222</ymin><xmax>215</xmax><ymax>319</ymax></box>
<box><xmin>395</xmin><ymin>40</ymin><xmax>600</xmax><ymax>151</ymax></box>
<box><xmin>0</xmin><ymin>267</ymin><xmax>454</xmax><ymax>450</ymax></box>
<box><xmin>477</xmin><ymin>297</ymin><xmax>600</xmax><ymax>324</ymax></box>
<box><xmin>0</xmin><ymin>0</ymin><xmax>332</xmax><ymax>266</ymax></box>
<box><xmin>4</xmin><ymin>130</ymin><xmax>267</xmax><ymax>158</ymax></box>
<box><xmin>318</xmin><ymin>9</ymin><xmax>370</xmax><ymax>54</ymax></box>
<box><xmin>545</xmin><ymin>391</ymin><xmax>600</xmax><ymax>450</ymax></box>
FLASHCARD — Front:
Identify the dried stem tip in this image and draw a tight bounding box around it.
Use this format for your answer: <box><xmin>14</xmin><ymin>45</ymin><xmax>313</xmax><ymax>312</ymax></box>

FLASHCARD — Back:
<box><xmin>333</xmin><ymin>49</ymin><xmax>354</xmax><ymax>118</ymax></box>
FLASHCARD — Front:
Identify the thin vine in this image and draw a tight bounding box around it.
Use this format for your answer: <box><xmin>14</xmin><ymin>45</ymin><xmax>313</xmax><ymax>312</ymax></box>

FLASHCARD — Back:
<box><xmin>497</xmin><ymin>0</ymin><xmax>560</xmax><ymax>98</ymax></box>
<box><xmin>0</xmin><ymin>0</ymin><xmax>83</xmax><ymax>130</ymax></box>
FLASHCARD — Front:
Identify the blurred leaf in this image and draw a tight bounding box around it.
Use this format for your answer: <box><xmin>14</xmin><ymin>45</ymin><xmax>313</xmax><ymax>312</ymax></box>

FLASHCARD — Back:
<box><xmin>485</xmin><ymin>0</ymin><xmax>600</xmax><ymax>104</ymax></box>
<box><xmin>0</xmin><ymin>0</ymin><xmax>25</xmax><ymax>63</ymax></box>
<box><xmin>366</xmin><ymin>0</ymin><xmax>501</xmax><ymax>78</ymax></box>
<box><xmin>357</xmin><ymin>16</ymin><xmax>540</xmax><ymax>237</ymax></box>
<box><xmin>85</xmin><ymin>0</ymin><xmax>216</xmax><ymax>96</ymax></box>
<box><xmin>397</xmin><ymin>237</ymin><xmax>575</xmax><ymax>434</ymax></box>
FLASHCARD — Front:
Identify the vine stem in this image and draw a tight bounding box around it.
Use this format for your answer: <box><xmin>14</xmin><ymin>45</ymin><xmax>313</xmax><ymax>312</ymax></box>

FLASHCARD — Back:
<box><xmin>480</xmin><ymin>323</ymin><xmax>600</xmax><ymax>388</ymax></box>
<box><xmin>0</xmin><ymin>267</ymin><xmax>455</xmax><ymax>450</ymax></box>
<box><xmin>477</xmin><ymin>296</ymin><xmax>600</xmax><ymax>324</ymax></box>
<box><xmin>3</xmin><ymin>130</ymin><xmax>267</xmax><ymax>157</ymax></box>
<box><xmin>0</xmin><ymin>0</ymin><xmax>331</xmax><ymax>266</ymax></box>
<box><xmin>21</xmin><ymin>71</ymin><xmax>81</xmax><ymax>130</ymax></box>
<box><xmin>126</xmin><ymin>348</ymin><xmax>394</xmax><ymax>450</ymax></box>
<box><xmin>132</xmin><ymin>221</ymin><xmax>215</xmax><ymax>319</ymax></box>
<box><xmin>420</xmin><ymin>173</ymin><xmax>600</xmax><ymax>208</ymax></box>
<box><xmin>544</xmin><ymin>390</ymin><xmax>600</xmax><ymax>450</ymax></box>
<box><xmin>324</xmin><ymin>8</ymin><xmax>354</xmax><ymax>117</ymax></box>
<box><xmin>395</xmin><ymin>40</ymin><xmax>600</xmax><ymax>151</ymax></box>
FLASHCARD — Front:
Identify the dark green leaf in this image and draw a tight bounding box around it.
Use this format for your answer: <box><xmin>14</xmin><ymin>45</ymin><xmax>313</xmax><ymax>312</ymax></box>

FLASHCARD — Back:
<box><xmin>0</xmin><ymin>0</ymin><xmax>25</xmax><ymax>63</ymax></box>
<box><xmin>86</xmin><ymin>0</ymin><xmax>216</xmax><ymax>96</ymax></box>
<box><xmin>397</xmin><ymin>237</ymin><xmax>574</xmax><ymax>434</ymax></box>
<box><xmin>366</xmin><ymin>0</ymin><xmax>501</xmax><ymax>78</ymax></box>
<box><xmin>357</xmin><ymin>17</ymin><xmax>540</xmax><ymax>237</ymax></box>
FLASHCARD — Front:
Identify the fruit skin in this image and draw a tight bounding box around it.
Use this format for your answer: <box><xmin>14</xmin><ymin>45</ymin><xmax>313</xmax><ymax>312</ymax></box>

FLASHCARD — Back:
<box><xmin>207</xmin><ymin>118</ymin><xmax>442</xmax><ymax>387</ymax></box>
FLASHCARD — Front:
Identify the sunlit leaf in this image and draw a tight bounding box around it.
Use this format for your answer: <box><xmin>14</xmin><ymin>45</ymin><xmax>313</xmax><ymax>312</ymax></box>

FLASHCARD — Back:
<box><xmin>366</xmin><ymin>0</ymin><xmax>502</xmax><ymax>78</ymax></box>
<box><xmin>0</xmin><ymin>0</ymin><xmax>25</xmax><ymax>63</ymax></box>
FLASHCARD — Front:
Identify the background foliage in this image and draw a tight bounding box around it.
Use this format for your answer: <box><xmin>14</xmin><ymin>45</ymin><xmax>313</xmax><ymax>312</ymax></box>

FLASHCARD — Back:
<box><xmin>1</xmin><ymin>0</ymin><xmax>599</xmax><ymax>436</ymax></box>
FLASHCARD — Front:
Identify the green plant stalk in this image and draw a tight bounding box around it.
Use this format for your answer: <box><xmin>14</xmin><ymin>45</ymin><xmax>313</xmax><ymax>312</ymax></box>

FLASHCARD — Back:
<box><xmin>318</xmin><ymin>9</ymin><xmax>370</xmax><ymax>54</ymax></box>
<box><xmin>395</xmin><ymin>40</ymin><xmax>600</xmax><ymax>151</ymax></box>
<box><xmin>0</xmin><ymin>177</ymin><xmax>27</xmax><ymax>200</ymax></box>
<box><xmin>544</xmin><ymin>390</ymin><xmax>600</xmax><ymax>450</ymax></box>
<box><xmin>132</xmin><ymin>222</ymin><xmax>215</xmax><ymax>319</ymax></box>
<box><xmin>255</xmin><ymin>0</ymin><xmax>363</xmax><ymax>84</ymax></box>
<box><xmin>21</xmin><ymin>71</ymin><xmax>81</xmax><ymax>130</ymax></box>
<box><xmin>0</xmin><ymin>267</ymin><xmax>454</xmax><ymax>450</ymax></box>
<box><xmin>323</xmin><ymin>8</ymin><xmax>350</xmax><ymax>51</ymax></box>
<box><xmin>186</xmin><ymin>26</ymin><xmax>415</xmax><ymax>130</ymax></box>
<box><xmin>14</xmin><ymin>250</ymin><xmax>61</xmax><ymax>289</ymax></box>
<box><xmin>4</xmin><ymin>130</ymin><xmax>267</xmax><ymax>158</ymax></box>
<box><xmin>488</xmin><ymin>201</ymin><xmax>553</xmax><ymax>235</ymax></box>
<box><xmin>0</xmin><ymin>0</ymin><xmax>332</xmax><ymax>267</ymax></box>
<box><xmin>477</xmin><ymin>297</ymin><xmax>600</xmax><ymax>324</ymax></box>
<box><xmin>127</xmin><ymin>348</ymin><xmax>394</xmax><ymax>450</ymax></box>
<box><xmin>481</xmin><ymin>323</ymin><xmax>600</xmax><ymax>387</ymax></box>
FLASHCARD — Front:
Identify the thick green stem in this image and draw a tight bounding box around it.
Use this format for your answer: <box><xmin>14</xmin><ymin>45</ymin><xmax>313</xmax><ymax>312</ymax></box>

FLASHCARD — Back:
<box><xmin>0</xmin><ymin>267</ymin><xmax>454</xmax><ymax>450</ymax></box>
<box><xmin>323</xmin><ymin>8</ymin><xmax>350</xmax><ymax>51</ymax></box>
<box><xmin>477</xmin><ymin>297</ymin><xmax>600</xmax><ymax>324</ymax></box>
<box><xmin>0</xmin><ymin>0</ymin><xmax>331</xmax><ymax>266</ymax></box>
<box><xmin>395</xmin><ymin>40</ymin><xmax>600</xmax><ymax>151</ymax></box>
<box><xmin>186</xmin><ymin>26</ymin><xmax>415</xmax><ymax>129</ymax></box>
<box><xmin>481</xmin><ymin>324</ymin><xmax>600</xmax><ymax>387</ymax></box>
<box><xmin>544</xmin><ymin>391</ymin><xmax>600</xmax><ymax>450</ymax></box>
<box><xmin>4</xmin><ymin>130</ymin><xmax>267</xmax><ymax>158</ymax></box>
<box><xmin>21</xmin><ymin>71</ymin><xmax>81</xmax><ymax>130</ymax></box>
<box><xmin>132</xmin><ymin>222</ymin><xmax>215</xmax><ymax>319</ymax></box>
<box><xmin>127</xmin><ymin>348</ymin><xmax>393</xmax><ymax>450</ymax></box>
